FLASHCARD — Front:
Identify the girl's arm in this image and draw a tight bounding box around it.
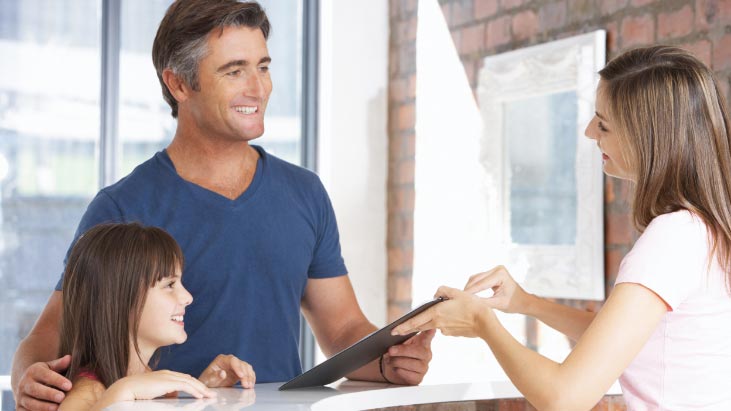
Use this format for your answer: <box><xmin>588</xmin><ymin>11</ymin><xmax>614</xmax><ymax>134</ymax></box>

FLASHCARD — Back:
<box><xmin>58</xmin><ymin>378</ymin><xmax>105</xmax><ymax>411</ymax></box>
<box><xmin>393</xmin><ymin>282</ymin><xmax>666</xmax><ymax>411</ymax></box>
<box><xmin>90</xmin><ymin>370</ymin><xmax>216</xmax><ymax>410</ymax></box>
<box><xmin>463</xmin><ymin>266</ymin><xmax>597</xmax><ymax>341</ymax></box>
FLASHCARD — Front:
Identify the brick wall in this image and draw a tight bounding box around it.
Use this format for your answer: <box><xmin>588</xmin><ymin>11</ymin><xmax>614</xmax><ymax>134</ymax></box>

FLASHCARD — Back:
<box><xmin>387</xmin><ymin>0</ymin><xmax>731</xmax><ymax>315</ymax></box>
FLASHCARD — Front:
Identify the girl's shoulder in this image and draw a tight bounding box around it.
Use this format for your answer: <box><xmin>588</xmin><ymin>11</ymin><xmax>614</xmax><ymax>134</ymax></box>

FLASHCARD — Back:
<box><xmin>58</xmin><ymin>375</ymin><xmax>106</xmax><ymax>411</ymax></box>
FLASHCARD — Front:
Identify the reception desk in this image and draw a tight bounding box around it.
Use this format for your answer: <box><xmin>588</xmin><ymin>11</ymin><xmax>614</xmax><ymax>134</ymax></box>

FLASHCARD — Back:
<box><xmin>105</xmin><ymin>380</ymin><xmax>623</xmax><ymax>411</ymax></box>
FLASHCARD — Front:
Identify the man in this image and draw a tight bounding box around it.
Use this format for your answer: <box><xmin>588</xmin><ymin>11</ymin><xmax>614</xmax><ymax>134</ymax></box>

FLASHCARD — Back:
<box><xmin>11</xmin><ymin>1</ymin><xmax>434</xmax><ymax>410</ymax></box>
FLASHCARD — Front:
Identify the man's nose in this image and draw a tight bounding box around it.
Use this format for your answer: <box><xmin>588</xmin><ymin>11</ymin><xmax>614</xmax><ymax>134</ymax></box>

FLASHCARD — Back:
<box><xmin>244</xmin><ymin>71</ymin><xmax>265</xmax><ymax>98</ymax></box>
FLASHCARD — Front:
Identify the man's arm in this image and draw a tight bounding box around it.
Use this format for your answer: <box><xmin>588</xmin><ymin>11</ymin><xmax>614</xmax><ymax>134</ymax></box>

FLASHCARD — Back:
<box><xmin>11</xmin><ymin>291</ymin><xmax>72</xmax><ymax>411</ymax></box>
<box><xmin>301</xmin><ymin>275</ymin><xmax>433</xmax><ymax>385</ymax></box>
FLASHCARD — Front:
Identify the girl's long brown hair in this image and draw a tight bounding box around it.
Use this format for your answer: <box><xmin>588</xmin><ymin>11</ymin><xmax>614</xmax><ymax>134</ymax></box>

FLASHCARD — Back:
<box><xmin>600</xmin><ymin>46</ymin><xmax>731</xmax><ymax>291</ymax></box>
<box><xmin>58</xmin><ymin>223</ymin><xmax>184</xmax><ymax>386</ymax></box>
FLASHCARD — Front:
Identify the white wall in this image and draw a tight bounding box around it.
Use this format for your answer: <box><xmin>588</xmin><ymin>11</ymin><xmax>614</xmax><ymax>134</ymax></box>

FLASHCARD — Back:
<box><xmin>318</xmin><ymin>0</ymin><xmax>388</xmax><ymax>328</ymax></box>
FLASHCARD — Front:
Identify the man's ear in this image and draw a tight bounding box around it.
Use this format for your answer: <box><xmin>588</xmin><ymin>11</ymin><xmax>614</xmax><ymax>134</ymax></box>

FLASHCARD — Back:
<box><xmin>162</xmin><ymin>68</ymin><xmax>192</xmax><ymax>104</ymax></box>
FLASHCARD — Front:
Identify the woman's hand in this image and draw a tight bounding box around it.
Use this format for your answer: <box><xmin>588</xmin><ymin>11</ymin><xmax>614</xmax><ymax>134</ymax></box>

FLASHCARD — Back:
<box><xmin>103</xmin><ymin>370</ymin><xmax>215</xmax><ymax>403</ymax></box>
<box><xmin>198</xmin><ymin>354</ymin><xmax>256</xmax><ymax>389</ymax></box>
<box><xmin>464</xmin><ymin>265</ymin><xmax>533</xmax><ymax>314</ymax></box>
<box><xmin>391</xmin><ymin>286</ymin><xmax>493</xmax><ymax>338</ymax></box>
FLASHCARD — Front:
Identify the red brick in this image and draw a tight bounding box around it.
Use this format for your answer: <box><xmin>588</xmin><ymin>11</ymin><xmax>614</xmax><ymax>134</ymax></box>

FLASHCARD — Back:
<box><xmin>449</xmin><ymin>29</ymin><xmax>462</xmax><ymax>51</ymax></box>
<box><xmin>696</xmin><ymin>0</ymin><xmax>714</xmax><ymax>30</ymax></box>
<box><xmin>389</xmin><ymin>77</ymin><xmax>407</xmax><ymax>103</ymax></box>
<box><xmin>604</xmin><ymin>174</ymin><xmax>615</xmax><ymax>203</ymax></box>
<box><xmin>486</xmin><ymin>15</ymin><xmax>512</xmax><ymax>49</ymax></box>
<box><xmin>390</xmin><ymin>0</ymin><xmax>401</xmax><ymax>20</ymax></box>
<box><xmin>388</xmin><ymin>186</ymin><xmax>415</xmax><ymax>213</ymax></box>
<box><xmin>501</xmin><ymin>0</ymin><xmax>524</xmax><ymax>10</ymax></box>
<box><xmin>389</xmin><ymin>132</ymin><xmax>415</xmax><ymax>160</ymax></box>
<box><xmin>605</xmin><ymin>248</ymin><xmax>625</xmax><ymax>286</ymax></box>
<box><xmin>389</xmin><ymin>271</ymin><xmax>413</xmax><ymax>300</ymax></box>
<box><xmin>680</xmin><ymin>39</ymin><xmax>712</xmax><ymax>68</ymax></box>
<box><xmin>658</xmin><ymin>5</ymin><xmax>693</xmax><ymax>40</ymax></box>
<box><xmin>713</xmin><ymin>34</ymin><xmax>731</xmax><ymax>71</ymax></box>
<box><xmin>388</xmin><ymin>248</ymin><xmax>414</xmax><ymax>274</ymax></box>
<box><xmin>387</xmin><ymin>214</ymin><xmax>414</xmax><ymax>245</ymax></box>
<box><xmin>539</xmin><ymin>1</ymin><xmax>567</xmax><ymax>32</ymax></box>
<box><xmin>402</xmin><ymin>0</ymin><xmax>417</xmax><ymax>15</ymax></box>
<box><xmin>407</xmin><ymin>74</ymin><xmax>417</xmax><ymax>99</ymax></box>
<box><xmin>620</xmin><ymin>14</ymin><xmax>655</xmax><ymax>49</ymax></box>
<box><xmin>475</xmin><ymin>0</ymin><xmax>499</xmax><ymax>19</ymax></box>
<box><xmin>397</xmin><ymin>103</ymin><xmax>415</xmax><ymax>131</ymax></box>
<box><xmin>600</xmin><ymin>0</ymin><xmax>630</xmax><ymax>16</ymax></box>
<box><xmin>605</xmin><ymin>21</ymin><xmax>619</xmax><ymax>54</ymax></box>
<box><xmin>606</xmin><ymin>209</ymin><xmax>634</xmax><ymax>246</ymax></box>
<box><xmin>440</xmin><ymin>2</ymin><xmax>451</xmax><ymax>25</ymax></box>
<box><xmin>389</xmin><ymin>48</ymin><xmax>399</xmax><ymax>78</ymax></box>
<box><xmin>569</xmin><ymin>0</ymin><xmax>597</xmax><ymax>24</ymax></box>
<box><xmin>460</xmin><ymin>23</ymin><xmax>485</xmax><ymax>55</ymax></box>
<box><xmin>512</xmin><ymin>10</ymin><xmax>539</xmax><ymax>41</ymax></box>
<box><xmin>451</xmin><ymin>0</ymin><xmax>475</xmax><ymax>27</ymax></box>
<box><xmin>462</xmin><ymin>59</ymin><xmax>478</xmax><ymax>88</ymax></box>
<box><xmin>392</xmin><ymin>158</ymin><xmax>415</xmax><ymax>184</ymax></box>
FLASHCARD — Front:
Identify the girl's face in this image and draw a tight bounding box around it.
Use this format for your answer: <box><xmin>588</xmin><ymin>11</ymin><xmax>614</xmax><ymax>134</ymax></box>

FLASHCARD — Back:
<box><xmin>584</xmin><ymin>81</ymin><xmax>634</xmax><ymax>180</ymax></box>
<box><xmin>137</xmin><ymin>267</ymin><xmax>192</xmax><ymax>353</ymax></box>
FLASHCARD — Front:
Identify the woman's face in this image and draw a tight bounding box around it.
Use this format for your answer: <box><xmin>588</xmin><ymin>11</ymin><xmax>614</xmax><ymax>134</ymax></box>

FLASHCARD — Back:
<box><xmin>584</xmin><ymin>81</ymin><xmax>634</xmax><ymax>180</ymax></box>
<box><xmin>137</xmin><ymin>267</ymin><xmax>192</xmax><ymax>355</ymax></box>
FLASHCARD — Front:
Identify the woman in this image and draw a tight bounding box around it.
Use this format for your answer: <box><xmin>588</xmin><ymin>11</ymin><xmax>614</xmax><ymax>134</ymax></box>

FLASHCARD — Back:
<box><xmin>393</xmin><ymin>46</ymin><xmax>731</xmax><ymax>410</ymax></box>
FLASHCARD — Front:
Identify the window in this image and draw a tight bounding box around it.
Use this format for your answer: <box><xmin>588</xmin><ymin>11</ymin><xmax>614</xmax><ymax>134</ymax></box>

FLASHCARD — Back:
<box><xmin>0</xmin><ymin>1</ymin><xmax>311</xmax><ymax>408</ymax></box>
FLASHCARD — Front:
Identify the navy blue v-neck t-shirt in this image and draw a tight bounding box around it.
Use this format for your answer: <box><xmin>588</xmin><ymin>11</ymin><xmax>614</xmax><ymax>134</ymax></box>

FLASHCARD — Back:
<box><xmin>56</xmin><ymin>145</ymin><xmax>348</xmax><ymax>382</ymax></box>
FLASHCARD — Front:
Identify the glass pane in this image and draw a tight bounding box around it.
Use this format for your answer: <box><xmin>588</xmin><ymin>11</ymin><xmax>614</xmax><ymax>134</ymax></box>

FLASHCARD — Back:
<box><xmin>118</xmin><ymin>0</ymin><xmax>176</xmax><ymax>177</ymax></box>
<box><xmin>254</xmin><ymin>0</ymin><xmax>302</xmax><ymax>165</ymax></box>
<box><xmin>504</xmin><ymin>91</ymin><xmax>578</xmax><ymax>245</ymax></box>
<box><xmin>118</xmin><ymin>0</ymin><xmax>303</xmax><ymax>177</ymax></box>
<box><xmin>0</xmin><ymin>0</ymin><xmax>100</xmax><ymax>378</ymax></box>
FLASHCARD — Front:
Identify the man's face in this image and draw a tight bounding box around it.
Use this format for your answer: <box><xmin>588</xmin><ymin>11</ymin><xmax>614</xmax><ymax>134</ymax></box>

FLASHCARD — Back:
<box><xmin>186</xmin><ymin>25</ymin><xmax>272</xmax><ymax>142</ymax></box>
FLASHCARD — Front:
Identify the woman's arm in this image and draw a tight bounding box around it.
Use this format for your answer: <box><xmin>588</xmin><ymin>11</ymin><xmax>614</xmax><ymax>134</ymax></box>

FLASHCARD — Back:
<box><xmin>464</xmin><ymin>266</ymin><xmax>596</xmax><ymax>341</ymax></box>
<box><xmin>394</xmin><ymin>282</ymin><xmax>666</xmax><ymax>411</ymax></box>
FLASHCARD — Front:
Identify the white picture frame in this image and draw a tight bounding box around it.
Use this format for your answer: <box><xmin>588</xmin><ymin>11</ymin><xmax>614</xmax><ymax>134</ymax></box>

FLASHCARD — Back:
<box><xmin>477</xmin><ymin>30</ymin><xmax>606</xmax><ymax>300</ymax></box>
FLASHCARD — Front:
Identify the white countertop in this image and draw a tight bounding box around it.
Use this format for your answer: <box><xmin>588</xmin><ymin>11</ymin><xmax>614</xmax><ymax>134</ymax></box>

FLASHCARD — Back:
<box><xmin>105</xmin><ymin>380</ymin><xmax>622</xmax><ymax>411</ymax></box>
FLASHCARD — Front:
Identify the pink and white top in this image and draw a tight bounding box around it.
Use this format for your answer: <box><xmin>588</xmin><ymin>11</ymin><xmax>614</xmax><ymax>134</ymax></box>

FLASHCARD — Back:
<box><xmin>616</xmin><ymin>210</ymin><xmax>731</xmax><ymax>410</ymax></box>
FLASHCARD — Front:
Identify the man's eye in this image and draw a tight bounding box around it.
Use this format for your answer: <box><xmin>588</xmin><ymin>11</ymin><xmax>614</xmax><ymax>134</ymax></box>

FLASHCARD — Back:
<box><xmin>227</xmin><ymin>70</ymin><xmax>241</xmax><ymax>76</ymax></box>
<box><xmin>259</xmin><ymin>66</ymin><xmax>269</xmax><ymax>73</ymax></box>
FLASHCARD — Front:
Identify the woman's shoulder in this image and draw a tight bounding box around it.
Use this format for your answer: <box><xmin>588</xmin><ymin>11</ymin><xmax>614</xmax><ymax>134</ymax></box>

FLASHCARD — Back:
<box><xmin>643</xmin><ymin>210</ymin><xmax>708</xmax><ymax>241</ymax></box>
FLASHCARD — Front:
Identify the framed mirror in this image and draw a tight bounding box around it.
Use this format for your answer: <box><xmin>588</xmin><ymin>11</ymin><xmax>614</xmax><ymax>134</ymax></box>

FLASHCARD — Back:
<box><xmin>478</xmin><ymin>30</ymin><xmax>606</xmax><ymax>300</ymax></box>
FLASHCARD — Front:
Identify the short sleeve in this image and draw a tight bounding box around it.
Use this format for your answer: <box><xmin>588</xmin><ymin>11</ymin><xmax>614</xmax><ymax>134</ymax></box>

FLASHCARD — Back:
<box><xmin>616</xmin><ymin>211</ymin><xmax>709</xmax><ymax>309</ymax></box>
<box><xmin>54</xmin><ymin>190</ymin><xmax>125</xmax><ymax>291</ymax></box>
<box><xmin>307</xmin><ymin>179</ymin><xmax>348</xmax><ymax>279</ymax></box>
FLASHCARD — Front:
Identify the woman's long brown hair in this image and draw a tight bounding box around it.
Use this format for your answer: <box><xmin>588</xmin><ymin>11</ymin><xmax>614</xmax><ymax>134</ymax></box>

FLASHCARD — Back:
<box><xmin>58</xmin><ymin>223</ymin><xmax>184</xmax><ymax>386</ymax></box>
<box><xmin>600</xmin><ymin>46</ymin><xmax>731</xmax><ymax>291</ymax></box>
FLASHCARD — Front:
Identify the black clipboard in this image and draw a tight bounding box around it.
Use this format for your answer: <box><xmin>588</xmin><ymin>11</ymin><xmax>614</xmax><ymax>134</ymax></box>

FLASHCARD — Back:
<box><xmin>279</xmin><ymin>297</ymin><xmax>444</xmax><ymax>390</ymax></box>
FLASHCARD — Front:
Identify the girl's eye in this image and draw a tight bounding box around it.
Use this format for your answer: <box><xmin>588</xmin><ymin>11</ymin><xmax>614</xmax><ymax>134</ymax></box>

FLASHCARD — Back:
<box><xmin>165</xmin><ymin>281</ymin><xmax>176</xmax><ymax>288</ymax></box>
<box><xmin>598</xmin><ymin>121</ymin><xmax>608</xmax><ymax>132</ymax></box>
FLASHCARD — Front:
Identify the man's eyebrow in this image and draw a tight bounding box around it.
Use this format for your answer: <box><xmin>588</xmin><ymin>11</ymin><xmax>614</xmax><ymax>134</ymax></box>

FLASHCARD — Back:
<box><xmin>216</xmin><ymin>57</ymin><xmax>272</xmax><ymax>73</ymax></box>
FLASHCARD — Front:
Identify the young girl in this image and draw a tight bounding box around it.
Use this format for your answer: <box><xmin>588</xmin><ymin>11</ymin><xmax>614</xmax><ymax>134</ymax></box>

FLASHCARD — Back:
<box><xmin>57</xmin><ymin>223</ymin><xmax>255</xmax><ymax>410</ymax></box>
<box><xmin>394</xmin><ymin>46</ymin><xmax>731</xmax><ymax>410</ymax></box>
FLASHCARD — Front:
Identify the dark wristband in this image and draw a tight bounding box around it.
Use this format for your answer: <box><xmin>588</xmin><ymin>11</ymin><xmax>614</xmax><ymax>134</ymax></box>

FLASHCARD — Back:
<box><xmin>379</xmin><ymin>353</ymin><xmax>393</xmax><ymax>384</ymax></box>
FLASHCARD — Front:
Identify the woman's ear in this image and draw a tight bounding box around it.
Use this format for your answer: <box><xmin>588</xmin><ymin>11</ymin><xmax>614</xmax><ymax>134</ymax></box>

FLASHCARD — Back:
<box><xmin>162</xmin><ymin>69</ymin><xmax>191</xmax><ymax>104</ymax></box>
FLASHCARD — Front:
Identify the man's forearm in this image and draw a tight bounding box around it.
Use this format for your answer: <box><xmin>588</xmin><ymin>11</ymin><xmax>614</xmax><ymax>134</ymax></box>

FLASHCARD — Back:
<box><xmin>11</xmin><ymin>331</ymin><xmax>61</xmax><ymax>393</ymax></box>
<box><xmin>325</xmin><ymin>320</ymin><xmax>382</xmax><ymax>382</ymax></box>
